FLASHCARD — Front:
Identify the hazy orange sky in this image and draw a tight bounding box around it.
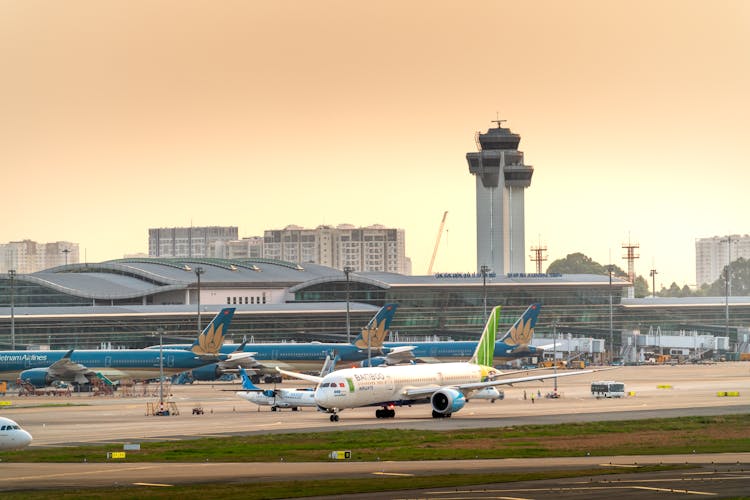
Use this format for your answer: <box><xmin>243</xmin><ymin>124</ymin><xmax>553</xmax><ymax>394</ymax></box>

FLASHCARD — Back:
<box><xmin>1</xmin><ymin>1</ymin><xmax>748</xmax><ymax>289</ymax></box>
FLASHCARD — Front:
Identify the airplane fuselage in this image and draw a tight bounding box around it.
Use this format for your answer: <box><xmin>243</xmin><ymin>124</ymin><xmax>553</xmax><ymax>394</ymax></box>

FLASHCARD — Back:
<box><xmin>0</xmin><ymin>417</ymin><xmax>33</xmax><ymax>450</ymax></box>
<box><xmin>0</xmin><ymin>349</ymin><xmax>216</xmax><ymax>382</ymax></box>
<box><xmin>382</xmin><ymin>340</ymin><xmax>539</xmax><ymax>362</ymax></box>
<box><xmin>236</xmin><ymin>388</ymin><xmax>316</xmax><ymax>409</ymax></box>
<box><xmin>314</xmin><ymin>362</ymin><xmax>487</xmax><ymax>410</ymax></box>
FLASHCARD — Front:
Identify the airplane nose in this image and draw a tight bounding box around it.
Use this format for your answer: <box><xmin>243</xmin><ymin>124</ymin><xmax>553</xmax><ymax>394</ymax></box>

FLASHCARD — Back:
<box><xmin>20</xmin><ymin>430</ymin><xmax>33</xmax><ymax>447</ymax></box>
<box><xmin>314</xmin><ymin>390</ymin><xmax>330</xmax><ymax>407</ymax></box>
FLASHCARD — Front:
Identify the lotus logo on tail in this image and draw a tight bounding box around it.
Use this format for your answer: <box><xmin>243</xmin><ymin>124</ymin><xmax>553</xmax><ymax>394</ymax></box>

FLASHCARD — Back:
<box><xmin>192</xmin><ymin>308</ymin><xmax>234</xmax><ymax>356</ymax></box>
<box><xmin>354</xmin><ymin>322</ymin><xmax>390</xmax><ymax>350</ymax></box>
<box><xmin>503</xmin><ymin>304</ymin><xmax>539</xmax><ymax>347</ymax></box>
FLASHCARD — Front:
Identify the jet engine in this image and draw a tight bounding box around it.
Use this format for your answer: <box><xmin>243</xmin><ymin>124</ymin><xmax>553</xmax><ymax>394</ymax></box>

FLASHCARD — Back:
<box><xmin>430</xmin><ymin>388</ymin><xmax>466</xmax><ymax>417</ymax></box>
<box><xmin>19</xmin><ymin>368</ymin><xmax>53</xmax><ymax>388</ymax></box>
<box><xmin>189</xmin><ymin>364</ymin><xmax>224</xmax><ymax>381</ymax></box>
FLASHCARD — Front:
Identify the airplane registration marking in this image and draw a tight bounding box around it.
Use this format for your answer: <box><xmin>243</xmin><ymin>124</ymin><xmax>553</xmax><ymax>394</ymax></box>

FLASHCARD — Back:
<box><xmin>372</xmin><ymin>472</ymin><xmax>414</xmax><ymax>477</ymax></box>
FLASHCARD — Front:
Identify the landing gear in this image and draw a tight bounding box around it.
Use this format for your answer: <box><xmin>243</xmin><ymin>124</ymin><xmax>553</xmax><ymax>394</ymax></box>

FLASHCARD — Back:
<box><xmin>329</xmin><ymin>414</ymin><xmax>340</xmax><ymax>422</ymax></box>
<box><xmin>375</xmin><ymin>408</ymin><xmax>396</xmax><ymax>418</ymax></box>
<box><xmin>431</xmin><ymin>410</ymin><xmax>451</xmax><ymax>419</ymax></box>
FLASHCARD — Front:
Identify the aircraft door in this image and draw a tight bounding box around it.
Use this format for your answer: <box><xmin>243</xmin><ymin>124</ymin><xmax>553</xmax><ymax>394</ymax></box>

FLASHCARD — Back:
<box><xmin>167</xmin><ymin>355</ymin><xmax>174</xmax><ymax>368</ymax></box>
<box><xmin>105</xmin><ymin>356</ymin><xmax>112</xmax><ymax>368</ymax></box>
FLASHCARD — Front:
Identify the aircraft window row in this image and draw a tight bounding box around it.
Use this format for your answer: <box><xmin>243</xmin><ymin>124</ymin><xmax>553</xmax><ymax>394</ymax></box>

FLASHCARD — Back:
<box><xmin>1</xmin><ymin>425</ymin><xmax>21</xmax><ymax>430</ymax></box>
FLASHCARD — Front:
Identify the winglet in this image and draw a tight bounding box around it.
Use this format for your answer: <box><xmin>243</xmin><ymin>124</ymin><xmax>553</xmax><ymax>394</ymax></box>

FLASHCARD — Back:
<box><xmin>353</xmin><ymin>303</ymin><xmax>398</xmax><ymax>350</ymax></box>
<box><xmin>191</xmin><ymin>308</ymin><xmax>236</xmax><ymax>357</ymax></box>
<box><xmin>469</xmin><ymin>305</ymin><xmax>502</xmax><ymax>366</ymax></box>
<box><xmin>498</xmin><ymin>303</ymin><xmax>541</xmax><ymax>346</ymax></box>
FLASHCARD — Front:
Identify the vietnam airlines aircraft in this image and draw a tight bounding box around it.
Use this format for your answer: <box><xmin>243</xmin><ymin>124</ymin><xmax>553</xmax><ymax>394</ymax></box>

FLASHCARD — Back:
<box><xmin>278</xmin><ymin>305</ymin><xmax>608</xmax><ymax>421</ymax></box>
<box><xmin>0</xmin><ymin>308</ymin><xmax>236</xmax><ymax>387</ymax></box>
<box><xmin>0</xmin><ymin>417</ymin><xmax>33</xmax><ymax>450</ymax></box>
<box><xmin>166</xmin><ymin>304</ymin><xmax>399</xmax><ymax>382</ymax></box>
<box><xmin>368</xmin><ymin>303</ymin><xmax>543</xmax><ymax>366</ymax></box>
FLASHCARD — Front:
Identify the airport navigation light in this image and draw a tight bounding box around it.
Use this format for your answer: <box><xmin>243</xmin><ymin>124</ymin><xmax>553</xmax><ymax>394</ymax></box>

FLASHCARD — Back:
<box><xmin>480</xmin><ymin>265</ymin><xmax>491</xmax><ymax>321</ymax></box>
<box><xmin>344</xmin><ymin>266</ymin><xmax>354</xmax><ymax>343</ymax></box>
<box><xmin>195</xmin><ymin>267</ymin><xmax>205</xmax><ymax>335</ymax></box>
<box><xmin>8</xmin><ymin>269</ymin><xmax>16</xmax><ymax>350</ymax></box>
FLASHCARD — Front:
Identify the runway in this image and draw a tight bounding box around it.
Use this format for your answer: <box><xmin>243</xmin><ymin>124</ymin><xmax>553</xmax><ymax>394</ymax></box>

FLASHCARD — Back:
<box><xmin>0</xmin><ymin>362</ymin><xmax>748</xmax><ymax>494</ymax></box>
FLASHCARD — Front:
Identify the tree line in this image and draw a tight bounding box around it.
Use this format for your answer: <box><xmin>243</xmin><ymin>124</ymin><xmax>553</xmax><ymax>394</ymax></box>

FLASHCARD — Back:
<box><xmin>546</xmin><ymin>252</ymin><xmax>750</xmax><ymax>298</ymax></box>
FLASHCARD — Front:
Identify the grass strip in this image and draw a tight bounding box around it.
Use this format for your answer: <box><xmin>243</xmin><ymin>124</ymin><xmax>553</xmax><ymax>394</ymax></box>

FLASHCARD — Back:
<box><xmin>2</xmin><ymin>414</ymin><xmax>748</xmax><ymax>463</ymax></box>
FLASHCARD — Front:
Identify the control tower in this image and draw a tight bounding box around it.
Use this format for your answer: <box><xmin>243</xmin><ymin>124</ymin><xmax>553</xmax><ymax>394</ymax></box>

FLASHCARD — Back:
<box><xmin>466</xmin><ymin>120</ymin><xmax>534</xmax><ymax>275</ymax></box>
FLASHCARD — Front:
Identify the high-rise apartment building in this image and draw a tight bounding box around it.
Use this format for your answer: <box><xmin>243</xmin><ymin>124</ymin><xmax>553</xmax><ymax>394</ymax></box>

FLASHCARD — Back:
<box><xmin>695</xmin><ymin>234</ymin><xmax>750</xmax><ymax>286</ymax></box>
<box><xmin>263</xmin><ymin>224</ymin><xmax>409</xmax><ymax>274</ymax></box>
<box><xmin>148</xmin><ymin>226</ymin><xmax>239</xmax><ymax>258</ymax></box>
<box><xmin>466</xmin><ymin>120</ymin><xmax>534</xmax><ymax>275</ymax></box>
<box><xmin>0</xmin><ymin>240</ymin><xmax>79</xmax><ymax>273</ymax></box>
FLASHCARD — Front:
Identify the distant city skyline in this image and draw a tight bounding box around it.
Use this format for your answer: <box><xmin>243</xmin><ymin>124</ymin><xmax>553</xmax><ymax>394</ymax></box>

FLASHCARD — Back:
<box><xmin>2</xmin><ymin>2</ymin><xmax>748</xmax><ymax>289</ymax></box>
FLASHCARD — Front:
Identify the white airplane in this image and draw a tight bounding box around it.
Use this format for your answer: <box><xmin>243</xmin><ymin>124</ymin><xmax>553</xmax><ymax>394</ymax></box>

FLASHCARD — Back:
<box><xmin>466</xmin><ymin>386</ymin><xmax>504</xmax><ymax>402</ymax></box>
<box><xmin>235</xmin><ymin>355</ymin><xmax>337</xmax><ymax>411</ymax></box>
<box><xmin>278</xmin><ymin>305</ymin><xmax>611</xmax><ymax>421</ymax></box>
<box><xmin>0</xmin><ymin>417</ymin><xmax>33</xmax><ymax>450</ymax></box>
<box><xmin>236</xmin><ymin>367</ymin><xmax>316</xmax><ymax>411</ymax></box>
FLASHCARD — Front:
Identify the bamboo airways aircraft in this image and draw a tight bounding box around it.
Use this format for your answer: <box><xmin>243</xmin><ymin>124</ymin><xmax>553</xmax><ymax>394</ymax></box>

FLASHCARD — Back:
<box><xmin>279</xmin><ymin>305</ymin><xmax>608</xmax><ymax>421</ymax></box>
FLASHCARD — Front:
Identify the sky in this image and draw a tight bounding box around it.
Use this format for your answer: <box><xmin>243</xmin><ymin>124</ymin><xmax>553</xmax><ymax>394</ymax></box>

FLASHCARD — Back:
<box><xmin>1</xmin><ymin>1</ymin><xmax>748</xmax><ymax>289</ymax></box>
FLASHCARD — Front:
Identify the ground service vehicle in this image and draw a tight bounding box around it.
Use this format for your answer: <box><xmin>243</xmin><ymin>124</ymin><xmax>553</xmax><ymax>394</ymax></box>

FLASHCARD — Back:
<box><xmin>591</xmin><ymin>380</ymin><xmax>625</xmax><ymax>398</ymax></box>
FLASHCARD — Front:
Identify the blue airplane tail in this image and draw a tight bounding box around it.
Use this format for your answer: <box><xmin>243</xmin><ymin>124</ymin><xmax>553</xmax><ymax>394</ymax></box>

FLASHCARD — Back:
<box><xmin>498</xmin><ymin>303</ymin><xmax>541</xmax><ymax>348</ymax></box>
<box><xmin>191</xmin><ymin>308</ymin><xmax>236</xmax><ymax>357</ymax></box>
<box><xmin>238</xmin><ymin>367</ymin><xmax>262</xmax><ymax>391</ymax></box>
<box><xmin>353</xmin><ymin>303</ymin><xmax>398</xmax><ymax>350</ymax></box>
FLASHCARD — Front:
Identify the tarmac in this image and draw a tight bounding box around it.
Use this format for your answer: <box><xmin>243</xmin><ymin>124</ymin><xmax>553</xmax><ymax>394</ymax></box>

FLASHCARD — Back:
<box><xmin>0</xmin><ymin>362</ymin><xmax>748</xmax><ymax>495</ymax></box>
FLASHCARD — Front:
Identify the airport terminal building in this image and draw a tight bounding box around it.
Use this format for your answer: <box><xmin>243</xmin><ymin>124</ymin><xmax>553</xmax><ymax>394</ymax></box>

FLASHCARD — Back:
<box><xmin>1</xmin><ymin>258</ymin><xmax>749</xmax><ymax>359</ymax></box>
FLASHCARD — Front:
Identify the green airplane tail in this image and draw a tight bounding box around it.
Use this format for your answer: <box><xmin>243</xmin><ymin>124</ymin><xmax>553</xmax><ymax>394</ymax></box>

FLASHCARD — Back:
<box><xmin>469</xmin><ymin>305</ymin><xmax>501</xmax><ymax>366</ymax></box>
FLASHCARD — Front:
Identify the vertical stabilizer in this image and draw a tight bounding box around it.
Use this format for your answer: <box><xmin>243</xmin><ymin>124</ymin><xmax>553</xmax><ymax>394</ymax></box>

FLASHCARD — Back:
<box><xmin>191</xmin><ymin>308</ymin><xmax>236</xmax><ymax>356</ymax></box>
<box><xmin>498</xmin><ymin>303</ymin><xmax>541</xmax><ymax>347</ymax></box>
<box><xmin>353</xmin><ymin>303</ymin><xmax>399</xmax><ymax>350</ymax></box>
<box><xmin>469</xmin><ymin>306</ymin><xmax>502</xmax><ymax>366</ymax></box>
<box><xmin>239</xmin><ymin>367</ymin><xmax>262</xmax><ymax>391</ymax></box>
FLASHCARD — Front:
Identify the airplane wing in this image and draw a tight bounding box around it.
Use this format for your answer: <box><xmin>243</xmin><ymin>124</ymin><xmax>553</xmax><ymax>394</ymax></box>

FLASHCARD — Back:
<box><xmin>402</xmin><ymin>368</ymin><xmax>615</xmax><ymax>399</ymax></box>
<box><xmin>275</xmin><ymin>367</ymin><xmax>323</xmax><ymax>384</ymax></box>
<box><xmin>220</xmin><ymin>351</ymin><xmax>259</xmax><ymax>369</ymax></box>
<box><xmin>383</xmin><ymin>346</ymin><xmax>417</xmax><ymax>365</ymax></box>
<box><xmin>46</xmin><ymin>350</ymin><xmax>94</xmax><ymax>384</ymax></box>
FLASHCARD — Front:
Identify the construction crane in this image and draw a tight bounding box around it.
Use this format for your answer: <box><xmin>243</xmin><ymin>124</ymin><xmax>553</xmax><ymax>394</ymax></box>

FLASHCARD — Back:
<box><xmin>427</xmin><ymin>211</ymin><xmax>448</xmax><ymax>275</ymax></box>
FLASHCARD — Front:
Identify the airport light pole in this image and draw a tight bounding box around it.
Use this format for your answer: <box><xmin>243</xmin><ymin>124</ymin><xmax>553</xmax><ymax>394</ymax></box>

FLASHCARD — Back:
<box><xmin>607</xmin><ymin>264</ymin><xmax>614</xmax><ymax>364</ymax></box>
<box><xmin>480</xmin><ymin>265</ymin><xmax>490</xmax><ymax>321</ymax></box>
<box><xmin>650</xmin><ymin>268</ymin><xmax>658</xmax><ymax>298</ymax></box>
<box><xmin>552</xmin><ymin>321</ymin><xmax>558</xmax><ymax>394</ymax></box>
<box><xmin>721</xmin><ymin>236</ymin><xmax>735</xmax><ymax>339</ymax></box>
<box><xmin>195</xmin><ymin>267</ymin><xmax>204</xmax><ymax>335</ymax></box>
<box><xmin>157</xmin><ymin>326</ymin><xmax>165</xmax><ymax>413</ymax></box>
<box><xmin>9</xmin><ymin>269</ymin><xmax>16</xmax><ymax>350</ymax></box>
<box><xmin>344</xmin><ymin>266</ymin><xmax>353</xmax><ymax>343</ymax></box>
<box><xmin>62</xmin><ymin>248</ymin><xmax>70</xmax><ymax>266</ymax></box>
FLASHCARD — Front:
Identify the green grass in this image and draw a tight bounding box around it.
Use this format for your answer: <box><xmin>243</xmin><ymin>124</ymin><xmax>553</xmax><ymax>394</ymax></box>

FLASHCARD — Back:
<box><xmin>2</xmin><ymin>414</ymin><xmax>749</xmax><ymax>463</ymax></box>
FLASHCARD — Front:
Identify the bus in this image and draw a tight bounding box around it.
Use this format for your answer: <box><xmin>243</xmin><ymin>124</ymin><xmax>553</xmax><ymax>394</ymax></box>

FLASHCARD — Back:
<box><xmin>590</xmin><ymin>381</ymin><xmax>625</xmax><ymax>398</ymax></box>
